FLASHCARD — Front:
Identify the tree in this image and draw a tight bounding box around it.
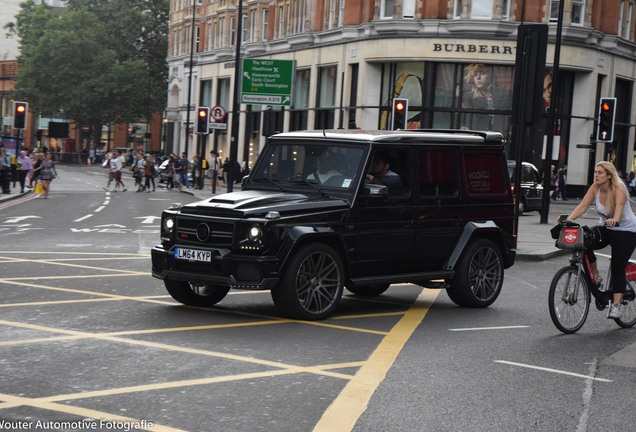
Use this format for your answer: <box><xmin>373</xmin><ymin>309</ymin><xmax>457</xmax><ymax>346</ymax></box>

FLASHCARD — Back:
<box><xmin>6</xmin><ymin>0</ymin><xmax>169</xmax><ymax>148</ymax></box>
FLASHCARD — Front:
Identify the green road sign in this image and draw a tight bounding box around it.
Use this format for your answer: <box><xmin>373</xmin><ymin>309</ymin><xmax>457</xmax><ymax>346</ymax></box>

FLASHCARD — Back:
<box><xmin>241</xmin><ymin>59</ymin><xmax>295</xmax><ymax>106</ymax></box>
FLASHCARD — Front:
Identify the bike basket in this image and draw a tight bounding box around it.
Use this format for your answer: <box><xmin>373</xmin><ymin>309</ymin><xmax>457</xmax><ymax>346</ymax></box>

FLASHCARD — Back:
<box><xmin>556</xmin><ymin>226</ymin><xmax>585</xmax><ymax>249</ymax></box>
<box><xmin>626</xmin><ymin>263</ymin><xmax>636</xmax><ymax>281</ymax></box>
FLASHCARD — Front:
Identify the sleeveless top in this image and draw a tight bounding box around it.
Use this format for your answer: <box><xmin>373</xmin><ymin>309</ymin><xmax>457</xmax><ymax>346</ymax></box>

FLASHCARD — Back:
<box><xmin>595</xmin><ymin>189</ymin><xmax>636</xmax><ymax>232</ymax></box>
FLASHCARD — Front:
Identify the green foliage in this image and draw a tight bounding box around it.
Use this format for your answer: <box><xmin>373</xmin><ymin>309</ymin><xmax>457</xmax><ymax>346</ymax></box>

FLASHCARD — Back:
<box><xmin>7</xmin><ymin>0</ymin><xmax>169</xmax><ymax>145</ymax></box>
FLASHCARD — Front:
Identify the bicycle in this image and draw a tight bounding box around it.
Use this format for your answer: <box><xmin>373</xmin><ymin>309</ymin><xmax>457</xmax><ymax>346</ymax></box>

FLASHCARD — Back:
<box><xmin>548</xmin><ymin>216</ymin><xmax>636</xmax><ymax>334</ymax></box>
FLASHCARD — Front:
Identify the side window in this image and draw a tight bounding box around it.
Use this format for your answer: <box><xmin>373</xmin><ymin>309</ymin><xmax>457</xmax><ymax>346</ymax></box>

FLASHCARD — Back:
<box><xmin>464</xmin><ymin>153</ymin><xmax>507</xmax><ymax>195</ymax></box>
<box><xmin>367</xmin><ymin>147</ymin><xmax>409</xmax><ymax>196</ymax></box>
<box><xmin>418</xmin><ymin>148</ymin><xmax>458</xmax><ymax>196</ymax></box>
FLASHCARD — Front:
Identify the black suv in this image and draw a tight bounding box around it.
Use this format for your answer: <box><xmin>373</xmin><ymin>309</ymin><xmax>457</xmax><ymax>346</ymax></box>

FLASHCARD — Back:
<box><xmin>152</xmin><ymin>130</ymin><xmax>516</xmax><ymax>320</ymax></box>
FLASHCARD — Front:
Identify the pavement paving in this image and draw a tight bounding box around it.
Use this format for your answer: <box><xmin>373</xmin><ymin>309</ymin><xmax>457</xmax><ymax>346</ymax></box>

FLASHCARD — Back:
<box><xmin>0</xmin><ymin>168</ymin><xmax>583</xmax><ymax>260</ymax></box>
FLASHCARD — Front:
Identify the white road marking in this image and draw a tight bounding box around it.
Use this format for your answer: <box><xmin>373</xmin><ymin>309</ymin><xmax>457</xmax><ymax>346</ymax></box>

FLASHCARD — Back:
<box><xmin>73</xmin><ymin>214</ymin><xmax>93</xmax><ymax>222</ymax></box>
<box><xmin>495</xmin><ymin>360</ymin><xmax>613</xmax><ymax>382</ymax></box>
<box><xmin>449</xmin><ymin>325</ymin><xmax>529</xmax><ymax>331</ymax></box>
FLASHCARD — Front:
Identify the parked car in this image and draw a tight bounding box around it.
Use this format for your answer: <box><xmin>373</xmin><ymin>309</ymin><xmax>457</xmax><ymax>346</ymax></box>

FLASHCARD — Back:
<box><xmin>152</xmin><ymin>129</ymin><xmax>517</xmax><ymax>320</ymax></box>
<box><xmin>507</xmin><ymin>160</ymin><xmax>543</xmax><ymax>214</ymax></box>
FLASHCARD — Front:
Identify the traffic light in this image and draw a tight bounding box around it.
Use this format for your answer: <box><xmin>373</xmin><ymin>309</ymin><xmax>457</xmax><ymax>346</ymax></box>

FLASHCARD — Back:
<box><xmin>391</xmin><ymin>98</ymin><xmax>408</xmax><ymax>130</ymax></box>
<box><xmin>196</xmin><ymin>106</ymin><xmax>210</xmax><ymax>134</ymax></box>
<box><xmin>12</xmin><ymin>101</ymin><xmax>28</xmax><ymax>130</ymax></box>
<box><xmin>597</xmin><ymin>97</ymin><xmax>616</xmax><ymax>142</ymax></box>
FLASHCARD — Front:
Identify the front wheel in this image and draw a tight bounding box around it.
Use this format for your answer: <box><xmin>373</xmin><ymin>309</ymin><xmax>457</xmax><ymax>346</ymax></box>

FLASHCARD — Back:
<box><xmin>447</xmin><ymin>239</ymin><xmax>504</xmax><ymax>307</ymax></box>
<box><xmin>548</xmin><ymin>266</ymin><xmax>590</xmax><ymax>334</ymax></box>
<box><xmin>272</xmin><ymin>243</ymin><xmax>344</xmax><ymax>320</ymax></box>
<box><xmin>164</xmin><ymin>279</ymin><xmax>230</xmax><ymax>307</ymax></box>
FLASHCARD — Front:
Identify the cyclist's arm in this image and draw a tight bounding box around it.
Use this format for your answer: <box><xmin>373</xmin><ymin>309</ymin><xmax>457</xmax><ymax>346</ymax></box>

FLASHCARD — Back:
<box><xmin>565</xmin><ymin>183</ymin><xmax>598</xmax><ymax>222</ymax></box>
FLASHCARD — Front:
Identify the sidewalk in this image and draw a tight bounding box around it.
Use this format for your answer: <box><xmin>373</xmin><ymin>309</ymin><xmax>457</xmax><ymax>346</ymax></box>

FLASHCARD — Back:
<box><xmin>0</xmin><ymin>173</ymin><xmax>578</xmax><ymax>261</ymax></box>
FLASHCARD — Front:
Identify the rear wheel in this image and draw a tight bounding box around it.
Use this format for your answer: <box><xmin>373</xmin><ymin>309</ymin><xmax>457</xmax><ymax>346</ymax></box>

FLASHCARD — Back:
<box><xmin>346</xmin><ymin>283</ymin><xmax>390</xmax><ymax>297</ymax></box>
<box><xmin>548</xmin><ymin>266</ymin><xmax>590</xmax><ymax>334</ymax></box>
<box><xmin>164</xmin><ymin>280</ymin><xmax>230</xmax><ymax>307</ymax></box>
<box><xmin>447</xmin><ymin>239</ymin><xmax>504</xmax><ymax>307</ymax></box>
<box><xmin>271</xmin><ymin>243</ymin><xmax>344</xmax><ymax>320</ymax></box>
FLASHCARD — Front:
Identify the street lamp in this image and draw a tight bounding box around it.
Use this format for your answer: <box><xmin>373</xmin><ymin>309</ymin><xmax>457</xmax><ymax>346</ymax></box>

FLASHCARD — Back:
<box><xmin>184</xmin><ymin>3</ymin><xmax>197</xmax><ymax>158</ymax></box>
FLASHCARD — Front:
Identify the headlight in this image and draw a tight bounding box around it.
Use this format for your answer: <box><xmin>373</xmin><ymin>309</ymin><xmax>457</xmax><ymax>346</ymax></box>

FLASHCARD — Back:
<box><xmin>247</xmin><ymin>225</ymin><xmax>262</xmax><ymax>242</ymax></box>
<box><xmin>163</xmin><ymin>217</ymin><xmax>175</xmax><ymax>233</ymax></box>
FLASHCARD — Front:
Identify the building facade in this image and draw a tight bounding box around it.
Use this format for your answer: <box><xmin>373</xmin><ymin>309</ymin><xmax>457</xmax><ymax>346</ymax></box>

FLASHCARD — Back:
<box><xmin>166</xmin><ymin>0</ymin><xmax>636</xmax><ymax>193</ymax></box>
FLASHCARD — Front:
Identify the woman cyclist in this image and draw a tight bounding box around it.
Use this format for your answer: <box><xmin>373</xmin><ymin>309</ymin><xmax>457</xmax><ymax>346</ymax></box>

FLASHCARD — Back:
<box><xmin>561</xmin><ymin>161</ymin><xmax>636</xmax><ymax>319</ymax></box>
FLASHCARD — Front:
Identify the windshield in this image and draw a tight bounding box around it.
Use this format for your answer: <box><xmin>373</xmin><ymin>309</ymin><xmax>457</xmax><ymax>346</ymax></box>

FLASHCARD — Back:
<box><xmin>249</xmin><ymin>141</ymin><xmax>365</xmax><ymax>193</ymax></box>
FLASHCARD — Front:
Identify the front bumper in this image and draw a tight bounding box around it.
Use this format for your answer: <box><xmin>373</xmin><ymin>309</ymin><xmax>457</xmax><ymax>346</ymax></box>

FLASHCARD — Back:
<box><xmin>151</xmin><ymin>245</ymin><xmax>280</xmax><ymax>290</ymax></box>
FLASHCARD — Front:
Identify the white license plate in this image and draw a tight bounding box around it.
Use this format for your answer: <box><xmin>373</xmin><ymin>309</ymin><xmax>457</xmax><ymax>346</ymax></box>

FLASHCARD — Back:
<box><xmin>174</xmin><ymin>247</ymin><xmax>212</xmax><ymax>262</ymax></box>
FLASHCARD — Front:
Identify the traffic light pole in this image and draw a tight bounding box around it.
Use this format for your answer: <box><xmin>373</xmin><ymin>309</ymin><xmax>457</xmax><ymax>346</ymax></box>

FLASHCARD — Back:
<box><xmin>228</xmin><ymin>0</ymin><xmax>244</xmax><ymax>193</ymax></box>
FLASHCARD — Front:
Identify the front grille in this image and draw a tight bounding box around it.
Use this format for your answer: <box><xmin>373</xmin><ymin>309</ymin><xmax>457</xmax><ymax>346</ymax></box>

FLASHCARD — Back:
<box><xmin>176</xmin><ymin>216</ymin><xmax>234</xmax><ymax>246</ymax></box>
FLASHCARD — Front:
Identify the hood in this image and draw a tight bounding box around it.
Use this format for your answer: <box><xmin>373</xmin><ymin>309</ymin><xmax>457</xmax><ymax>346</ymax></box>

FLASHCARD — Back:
<box><xmin>180</xmin><ymin>189</ymin><xmax>350</xmax><ymax>218</ymax></box>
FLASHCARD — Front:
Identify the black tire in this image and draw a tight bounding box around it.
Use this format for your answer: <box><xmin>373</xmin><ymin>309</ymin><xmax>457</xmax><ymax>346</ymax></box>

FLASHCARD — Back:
<box><xmin>447</xmin><ymin>239</ymin><xmax>504</xmax><ymax>307</ymax></box>
<box><xmin>548</xmin><ymin>266</ymin><xmax>590</xmax><ymax>334</ymax></box>
<box><xmin>346</xmin><ymin>283</ymin><xmax>391</xmax><ymax>297</ymax></box>
<box><xmin>271</xmin><ymin>243</ymin><xmax>344</xmax><ymax>320</ymax></box>
<box><xmin>164</xmin><ymin>279</ymin><xmax>230</xmax><ymax>307</ymax></box>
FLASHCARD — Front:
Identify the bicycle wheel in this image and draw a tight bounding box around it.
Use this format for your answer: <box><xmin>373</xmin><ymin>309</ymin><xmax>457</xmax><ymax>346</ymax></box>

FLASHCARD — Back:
<box><xmin>549</xmin><ymin>266</ymin><xmax>591</xmax><ymax>334</ymax></box>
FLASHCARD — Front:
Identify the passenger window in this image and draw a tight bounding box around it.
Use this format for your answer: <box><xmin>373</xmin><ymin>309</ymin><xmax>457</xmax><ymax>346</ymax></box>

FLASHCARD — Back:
<box><xmin>418</xmin><ymin>149</ymin><xmax>458</xmax><ymax>197</ymax></box>
<box><xmin>464</xmin><ymin>153</ymin><xmax>507</xmax><ymax>195</ymax></box>
<box><xmin>366</xmin><ymin>148</ymin><xmax>409</xmax><ymax>196</ymax></box>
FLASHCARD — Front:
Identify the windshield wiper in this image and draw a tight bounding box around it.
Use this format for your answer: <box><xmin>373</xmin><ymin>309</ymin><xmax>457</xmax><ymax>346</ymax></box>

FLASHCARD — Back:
<box><xmin>291</xmin><ymin>178</ymin><xmax>329</xmax><ymax>198</ymax></box>
<box><xmin>252</xmin><ymin>177</ymin><xmax>286</xmax><ymax>191</ymax></box>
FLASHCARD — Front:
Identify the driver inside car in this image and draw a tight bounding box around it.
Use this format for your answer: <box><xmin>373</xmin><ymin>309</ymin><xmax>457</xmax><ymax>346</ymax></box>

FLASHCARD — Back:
<box><xmin>306</xmin><ymin>151</ymin><xmax>342</xmax><ymax>184</ymax></box>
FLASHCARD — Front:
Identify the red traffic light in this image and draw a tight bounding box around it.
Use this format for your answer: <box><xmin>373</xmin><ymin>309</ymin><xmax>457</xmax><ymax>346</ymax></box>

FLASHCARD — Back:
<box><xmin>601</xmin><ymin>102</ymin><xmax>611</xmax><ymax>112</ymax></box>
<box><xmin>198</xmin><ymin>109</ymin><xmax>208</xmax><ymax>118</ymax></box>
<box><xmin>395</xmin><ymin>101</ymin><xmax>405</xmax><ymax>111</ymax></box>
<box><xmin>12</xmin><ymin>101</ymin><xmax>28</xmax><ymax>130</ymax></box>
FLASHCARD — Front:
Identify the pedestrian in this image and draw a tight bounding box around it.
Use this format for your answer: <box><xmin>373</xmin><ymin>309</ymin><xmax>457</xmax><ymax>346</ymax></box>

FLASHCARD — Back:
<box><xmin>209</xmin><ymin>150</ymin><xmax>220</xmax><ymax>193</ymax></box>
<box><xmin>133</xmin><ymin>152</ymin><xmax>146</xmax><ymax>192</ymax></box>
<box><xmin>103</xmin><ymin>152</ymin><xmax>115</xmax><ymax>191</ymax></box>
<box><xmin>232</xmin><ymin>159</ymin><xmax>241</xmax><ymax>183</ymax></box>
<box><xmin>550</xmin><ymin>165</ymin><xmax>558</xmax><ymax>200</ymax></box>
<box><xmin>178</xmin><ymin>152</ymin><xmax>190</xmax><ymax>189</ymax></box>
<box><xmin>39</xmin><ymin>152</ymin><xmax>58</xmax><ymax>199</ymax></box>
<box><xmin>199</xmin><ymin>154</ymin><xmax>208</xmax><ymax>190</ymax></box>
<box><xmin>143</xmin><ymin>154</ymin><xmax>156</xmax><ymax>192</ymax></box>
<box><xmin>170</xmin><ymin>153</ymin><xmax>181</xmax><ymax>190</ymax></box>
<box><xmin>222</xmin><ymin>158</ymin><xmax>229</xmax><ymax>184</ymax></box>
<box><xmin>0</xmin><ymin>147</ymin><xmax>10</xmax><ymax>194</ymax></box>
<box><xmin>29</xmin><ymin>153</ymin><xmax>43</xmax><ymax>189</ymax></box>
<box><xmin>558</xmin><ymin>164</ymin><xmax>568</xmax><ymax>201</ymax></box>
<box><xmin>113</xmin><ymin>150</ymin><xmax>127</xmax><ymax>192</ymax></box>
<box><xmin>17</xmin><ymin>150</ymin><xmax>32</xmax><ymax>193</ymax></box>
<box><xmin>192</xmin><ymin>154</ymin><xmax>203</xmax><ymax>190</ymax></box>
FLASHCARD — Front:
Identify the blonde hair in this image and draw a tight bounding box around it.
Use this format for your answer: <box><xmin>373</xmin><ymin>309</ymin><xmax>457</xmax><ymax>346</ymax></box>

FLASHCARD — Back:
<box><xmin>596</xmin><ymin>161</ymin><xmax>628</xmax><ymax>218</ymax></box>
<box><xmin>463</xmin><ymin>64</ymin><xmax>492</xmax><ymax>98</ymax></box>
